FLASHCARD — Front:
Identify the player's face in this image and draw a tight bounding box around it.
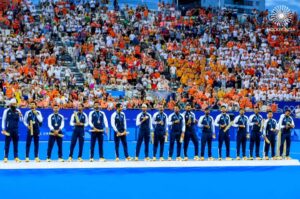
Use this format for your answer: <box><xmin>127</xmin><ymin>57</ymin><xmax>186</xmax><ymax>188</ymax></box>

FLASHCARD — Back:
<box><xmin>174</xmin><ymin>106</ymin><xmax>179</xmax><ymax>113</ymax></box>
<box><xmin>158</xmin><ymin>105</ymin><xmax>164</xmax><ymax>112</ymax></box>
<box><xmin>53</xmin><ymin>106</ymin><xmax>59</xmax><ymax>113</ymax></box>
<box><xmin>30</xmin><ymin>103</ymin><xmax>36</xmax><ymax>110</ymax></box>
<box><xmin>205</xmin><ymin>110</ymin><xmax>210</xmax><ymax>115</ymax></box>
<box><xmin>78</xmin><ymin>104</ymin><xmax>83</xmax><ymax>112</ymax></box>
<box><xmin>118</xmin><ymin>105</ymin><xmax>123</xmax><ymax>112</ymax></box>
<box><xmin>285</xmin><ymin>111</ymin><xmax>290</xmax><ymax>116</ymax></box>
<box><xmin>254</xmin><ymin>108</ymin><xmax>259</xmax><ymax>114</ymax></box>
<box><xmin>94</xmin><ymin>103</ymin><xmax>99</xmax><ymax>110</ymax></box>
<box><xmin>221</xmin><ymin>107</ymin><xmax>226</xmax><ymax>113</ymax></box>
<box><xmin>142</xmin><ymin>107</ymin><xmax>147</xmax><ymax>112</ymax></box>
<box><xmin>186</xmin><ymin>106</ymin><xmax>191</xmax><ymax>111</ymax></box>
<box><xmin>268</xmin><ymin>112</ymin><xmax>273</xmax><ymax>118</ymax></box>
<box><xmin>240</xmin><ymin>110</ymin><xmax>245</xmax><ymax>115</ymax></box>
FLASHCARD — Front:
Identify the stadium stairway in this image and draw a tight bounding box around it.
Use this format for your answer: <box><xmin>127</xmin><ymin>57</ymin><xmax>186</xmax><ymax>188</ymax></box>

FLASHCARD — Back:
<box><xmin>54</xmin><ymin>36</ymin><xmax>85</xmax><ymax>87</ymax></box>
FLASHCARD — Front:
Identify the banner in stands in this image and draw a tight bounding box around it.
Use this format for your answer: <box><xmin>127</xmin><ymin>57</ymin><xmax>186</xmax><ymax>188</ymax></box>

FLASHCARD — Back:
<box><xmin>274</xmin><ymin>101</ymin><xmax>300</xmax><ymax>112</ymax></box>
<box><xmin>0</xmin><ymin>108</ymin><xmax>299</xmax><ymax>142</ymax></box>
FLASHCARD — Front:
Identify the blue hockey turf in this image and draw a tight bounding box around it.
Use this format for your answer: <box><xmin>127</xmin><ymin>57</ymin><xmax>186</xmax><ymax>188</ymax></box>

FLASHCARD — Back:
<box><xmin>0</xmin><ymin>141</ymin><xmax>299</xmax><ymax>199</ymax></box>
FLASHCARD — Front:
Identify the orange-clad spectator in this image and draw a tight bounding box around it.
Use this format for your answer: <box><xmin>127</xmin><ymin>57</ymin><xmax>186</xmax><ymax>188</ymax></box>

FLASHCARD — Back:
<box><xmin>167</xmin><ymin>99</ymin><xmax>176</xmax><ymax>110</ymax></box>
<box><xmin>271</xmin><ymin>103</ymin><xmax>278</xmax><ymax>112</ymax></box>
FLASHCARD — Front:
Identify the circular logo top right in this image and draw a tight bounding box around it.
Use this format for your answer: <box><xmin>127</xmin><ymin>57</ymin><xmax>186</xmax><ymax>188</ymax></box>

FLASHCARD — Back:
<box><xmin>270</xmin><ymin>5</ymin><xmax>293</xmax><ymax>27</ymax></box>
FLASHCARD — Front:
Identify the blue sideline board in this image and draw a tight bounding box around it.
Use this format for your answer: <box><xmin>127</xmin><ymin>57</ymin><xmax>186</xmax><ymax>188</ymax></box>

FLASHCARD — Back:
<box><xmin>0</xmin><ymin>108</ymin><xmax>299</xmax><ymax>141</ymax></box>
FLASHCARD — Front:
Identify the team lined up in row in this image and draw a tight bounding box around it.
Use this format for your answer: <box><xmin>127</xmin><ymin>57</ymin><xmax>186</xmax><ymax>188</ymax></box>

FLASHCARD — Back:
<box><xmin>1</xmin><ymin>99</ymin><xmax>295</xmax><ymax>163</ymax></box>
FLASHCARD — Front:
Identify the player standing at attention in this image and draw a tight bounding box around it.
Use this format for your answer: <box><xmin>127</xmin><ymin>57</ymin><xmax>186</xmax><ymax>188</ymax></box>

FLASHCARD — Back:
<box><xmin>111</xmin><ymin>103</ymin><xmax>132</xmax><ymax>161</ymax></box>
<box><xmin>23</xmin><ymin>101</ymin><xmax>43</xmax><ymax>162</ymax></box>
<box><xmin>88</xmin><ymin>101</ymin><xmax>109</xmax><ymax>162</ymax></box>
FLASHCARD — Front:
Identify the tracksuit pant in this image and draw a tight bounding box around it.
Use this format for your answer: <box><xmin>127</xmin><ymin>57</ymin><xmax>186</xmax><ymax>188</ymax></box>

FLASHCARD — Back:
<box><xmin>169</xmin><ymin>131</ymin><xmax>182</xmax><ymax>158</ymax></box>
<box><xmin>201</xmin><ymin>132</ymin><xmax>212</xmax><ymax>157</ymax></box>
<box><xmin>25</xmin><ymin>130</ymin><xmax>39</xmax><ymax>158</ymax></box>
<box><xmin>69</xmin><ymin>129</ymin><xmax>84</xmax><ymax>158</ymax></box>
<box><xmin>183</xmin><ymin>129</ymin><xmax>199</xmax><ymax>157</ymax></box>
<box><xmin>218</xmin><ymin>130</ymin><xmax>230</xmax><ymax>158</ymax></box>
<box><xmin>153</xmin><ymin>130</ymin><xmax>165</xmax><ymax>158</ymax></box>
<box><xmin>264</xmin><ymin>133</ymin><xmax>276</xmax><ymax>157</ymax></box>
<box><xmin>280</xmin><ymin>132</ymin><xmax>291</xmax><ymax>157</ymax></box>
<box><xmin>136</xmin><ymin>129</ymin><xmax>150</xmax><ymax>158</ymax></box>
<box><xmin>236</xmin><ymin>131</ymin><xmax>247</xmax><ymax>157</ymax></box>
<box><xmin>4</xmin><ymin>130</ymin><xmax>19</xmax><ymax>158</ymax></box>
<box><xmin>250</xmin><ymin>131</ymin><xmax>261</xmax><ymax>157</ymax></box>
<box><xmin>114</xmin><ymin>132</ymin><xmax>129</xmax><ymax>158</ymax></box>
<box><xmin>90</xmin><ymin>132</ymin><xmax>104</xmax><ymax>159</ymax></box>
<box><xmin>47</xmin><ymin>132</ymin><xmax>63</xmax><ymax>159</ymax></box>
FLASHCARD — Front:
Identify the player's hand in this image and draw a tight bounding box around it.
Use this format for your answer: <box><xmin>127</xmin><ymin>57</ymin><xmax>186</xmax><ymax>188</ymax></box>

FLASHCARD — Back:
<box><xmin>246</xmin><ymin>134</ymin><xmax>250</xmax><ymax>139</ymax></box>
<box><xmin>286</xmin><ymin>124</ymin><xmax>291</xmax><ymax>129</ymax></box>
<box><xmin>212</xmin><ymin>134</ymin><xmax>216</xmax><ymax>139</ymax></box>
<box><xmin>174</xmin><ymin>120</ymin><xmax>180</xmax><ymax>124</ymax></box>
<box><xmin>239</xmin><ymin>125</ymin><xmax>245</xmax><ymax>128</ymax></box>
<box><xmin>205</xmin><ymin>125</ymin><xmax>210</xmax><ymax>128</ymax></box>
<box><xmin>180</xmin><ymin>133</ymin><xmax>184</xmax><ymax>139</ymax></box>
<box><xmin>159</xmin><ymin>121</ymin><xmax>164</xmax><ymax>125</ymax></box>
<box><xmin>18</xmin><ymin>111</ymin><xmax>23</xmax><ymax>117</ymax></box>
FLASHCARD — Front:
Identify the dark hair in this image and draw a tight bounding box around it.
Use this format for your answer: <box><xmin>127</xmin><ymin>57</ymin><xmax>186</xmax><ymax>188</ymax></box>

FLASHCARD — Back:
<box><xmin>116</xmin><ymin>103</ymin><xmax>122</xmax><ymax>109</ymax></box>
<box><xmin>174</xmin><ymin>104</ymin><xmax>180</xmax><ymax>108</ymax></box>
<box><xmin>30</xmin><ymin>101</ymin><xmax>37</xmax><ymax>105</ymax></box>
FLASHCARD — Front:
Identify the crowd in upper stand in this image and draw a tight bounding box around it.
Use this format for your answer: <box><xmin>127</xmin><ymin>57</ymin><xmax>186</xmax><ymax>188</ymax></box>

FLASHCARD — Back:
<box><xmin>0</xmin><ymin>0</ymin><xmax>299</xmax><ymax>113</ymax></box>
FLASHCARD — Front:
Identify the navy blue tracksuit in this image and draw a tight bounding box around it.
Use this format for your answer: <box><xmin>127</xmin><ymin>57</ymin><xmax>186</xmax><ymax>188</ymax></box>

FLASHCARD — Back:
<box><xmin>47</xmin><ymin>113</ymin><xmax>64</xmax><ymax>159</ymax></box>
<box><xmin>153</xmin><ymin>111</ymin><xmax>168</xmax><ymax>158</ymax></box>
<box><xmin>136</xmin><ymin>112</ymin><xmax>152</xmax><ymax>158</ymax></box>
<box><xmin>279</xmin><ymin>116</ymin><xmax>295</xmax><ymax>157</ymax></box>
<box><xmin>89</xmin><ymin>110</ymin><xmax>108</xmax><ymax>159</ymax></box>
<box><xmin>24</xmin><ymin>110</ymin><xmax>43</xmax><ymax>158</ymax></box>
<box><xmin>69</xmin><ymin>112</ymin><xmax>88</xmax><ymax>158</ymax></box>
<box><xmin>249</xmin><ymin>114</ymin><xmax>263</xmax><ymax>157</ymax></box>
<box><xmin>183</xmin><ymin>111</ymin><xmax>199</xmax><ymax>157</ymax></box>
<box><xmin>215</xmin><ymin>113</ymin><xmax>231</xmax><ymax>158</ymax></box>
<box><xmin>2</xmin><ymin>108</ymin><xmax>22</xmax><ymax>158</ymax></box>
<box><xmin>264</xmin><ymin>118</ymin><xmax>278</xmax><ymax>157</ymax></box>
<box><xmin>111</xmin><ymin>111</ymin><xmax>129</xmax><ymax>158</ymax></box>
<box><xmin>233</xmin><ymin>115</ymin><xmax>249</xmax><ymax>157</ymax></box>
<box><xmin>168</xmin><ymin>112</ymin><xmax>185</xmax><ymax>158</ymax></box>
<box><xmin>199</xmin><ymin>115</ymin><xmax>215</xmax><ymax>157</ymax></box>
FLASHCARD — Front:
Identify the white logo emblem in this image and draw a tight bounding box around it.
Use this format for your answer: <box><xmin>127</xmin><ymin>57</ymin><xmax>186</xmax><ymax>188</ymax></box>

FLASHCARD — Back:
<box><xmin>270</xmin><ymin>5</ymin><xmax>292</xmax><ymax>27</ymax></box>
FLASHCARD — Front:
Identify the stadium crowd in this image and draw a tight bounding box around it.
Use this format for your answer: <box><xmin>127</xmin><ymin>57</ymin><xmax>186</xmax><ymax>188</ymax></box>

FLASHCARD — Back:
<box><xmin>0</xmin><ymin>0</ymin><xmax>300</xmax><ymax>112</ymax></box>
